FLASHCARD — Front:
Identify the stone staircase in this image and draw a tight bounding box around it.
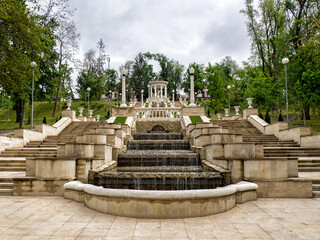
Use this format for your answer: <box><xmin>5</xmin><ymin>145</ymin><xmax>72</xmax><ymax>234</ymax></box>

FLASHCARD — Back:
<box><xmin>211</xmin><ymin>119</ymin><xmax>320</xmax><ymax>198</ymax></box>
<box><xmin>0</xmin><ymin>121</ymin><xmax>104</xmax><ymax>195</ymax></box>
<box><xmin>313</xmin><ymin>180</ymin><xmax>320</xmax><ymax>198</ymax></box>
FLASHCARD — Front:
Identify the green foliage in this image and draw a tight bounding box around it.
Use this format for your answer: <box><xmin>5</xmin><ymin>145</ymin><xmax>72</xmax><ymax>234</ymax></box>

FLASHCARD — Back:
<box><xmin>189</xmin><ymin>116</ymin><xmax>203</xmax><ymax>124</ymax></box>
<box><xmin>114</xmin><ymin>117</ymin><xmax>127</xmax><ymax>124</ymax></box>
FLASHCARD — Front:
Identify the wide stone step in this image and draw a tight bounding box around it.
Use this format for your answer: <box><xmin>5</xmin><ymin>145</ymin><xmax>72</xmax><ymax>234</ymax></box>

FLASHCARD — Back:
<box><xmin>118</xmin><ymin>150</ymin><xmax>200</xmax><ymax>167</ymax></box>
<box><xmin>128</xmin><ymin>140</ymin><xmax>190</xmax><ymax>150</ymax></box>
<box><xmin>298</xmin><ymin>167</ymin><xmax>320</xmax><ymax>172</ymax></box>
<box><xmin>116</xmin><ymin>166</ymin><xmax>203</xmax><ymax>172</ymax></box>
<box><xmin>0</xmin><ymin>162</ymin><xmax>25</xmax><ymax>167</ymax></box>
<box><xmin>25</xmin><ymin>144</ymin><xmax>57</xmax><ymax>148</ymax></box>
<box><xmin>313</xmin><ymin>184</ymin><xmax>320</xmax><ymax>191</ymax></box>
<box><xmin>0</xmin><ymin>166</ymin><xmax>26</xmax><ymax>171</ymax></box>
<box><xmin>0</xmin><ymin>153</ymin><xmax>56</xmax><ymax>157</ymax></box>
<box><xmin>313</xmin><ymin>191</ymin><xmax>320</xmax><ymax>198</ymax></box>
<box><xmin>92</xmin><ymin>171</ymin><xmax>223</xmax><ymax>190</ymax></box>
<box><xmin>133</xmin><ymin>133</ymin><xmax>183</xmax><ymax>140</ymax></box>
<box><xmin>299</xmin><ymin>163</ymin><xmax>320</xmax><ymax>167</ymax></box>
<box><xmin>0</xmin><ymin>189</ymin><xmax>13</xmax><ymax>196</ymax></box>
<box><xmin>0</xmin><ymin>182</ymin><xmax>13</xmax><ymax>189</ymax></box>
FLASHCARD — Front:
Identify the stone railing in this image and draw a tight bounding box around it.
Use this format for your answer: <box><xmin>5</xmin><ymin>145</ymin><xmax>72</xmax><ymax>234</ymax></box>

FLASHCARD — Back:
<box><xmin>134</xmin><ymin>107</ymin><xmax>181</xmax><ymax>119</ymax></box>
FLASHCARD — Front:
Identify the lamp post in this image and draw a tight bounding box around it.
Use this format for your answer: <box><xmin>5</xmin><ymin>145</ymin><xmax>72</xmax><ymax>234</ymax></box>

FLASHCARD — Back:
<box><xmin>227</xmin><ymin>85</ymin><xmax>231</xmax><ymax>116</ymax></box>
<box><xmin>109</xmin><ymin>90</ymin><xmax>112</xmax><ymax>118</ymax></box>
<box><xmin>282</xmin><ymin>58</ymin><xmax>290</xmax><ymax>129</ymax></box>
<box><xmin>172</xmin><ymin>90</ymin><xmax>175</xmax><ymax>107</ymax></box>
<box><xmin>204</xmin><ymin>88</ymin><xmax>208</xmax><ymax>117</ymax></box>
<box><xmin>141</xmin><ymin>90</ymin><xmax>144</xmax><ymax>107</ymax></box>
<box><xmin>87</xmin><ymin>87</ymin><xmax>91</xmax><ymax>117</ymax></box>
<box><xmin>30</xmin><ymin>61</ymin><xmax>37</xmax><ymax>129</ymax></box>
<box><xmin>7</xmin><ymin>95</ymin><xmax>11</xmax><ymax>120</ymax></box>
<box><xmin>189</xmin><ymin>67</ymin><xmax>196</xmax><ymax>106</ymax></box>
<box><xmin>120</xmin><ymin>69</ymin><xmax>127</xmax><ymax>107</ymax></box>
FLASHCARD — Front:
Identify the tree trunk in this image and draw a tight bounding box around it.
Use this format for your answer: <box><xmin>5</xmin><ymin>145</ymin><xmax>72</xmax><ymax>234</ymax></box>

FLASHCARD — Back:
<box><xmin>15</xmin><ymin>98</ymin><xmax>25</xmax><ymax>128</ymax></box>
<box><xmin>52</xmin><ymin>41</ymin><xmax>63</xmax><ymax>117</ymax></box>
<box><xmin>303</xmin><ymin>105</ymin><xmax>311</xmax><ymax>120</ymax></box>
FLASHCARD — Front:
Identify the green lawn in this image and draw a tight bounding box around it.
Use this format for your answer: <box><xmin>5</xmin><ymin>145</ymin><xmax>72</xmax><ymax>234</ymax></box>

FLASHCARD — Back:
<box><xmin>0</xmin><ymin>100</ymin><xmax>119</xmax><ymax>131</ymax></box>
<box><xmin>189</xmin><ymin>116</ymin><xmax>203</xmax><ymax>124</ymax></box>
<box><xmin>114</xmin><ymin>117</ymin><xmax>127</xmax><ymax>124</ymax></box>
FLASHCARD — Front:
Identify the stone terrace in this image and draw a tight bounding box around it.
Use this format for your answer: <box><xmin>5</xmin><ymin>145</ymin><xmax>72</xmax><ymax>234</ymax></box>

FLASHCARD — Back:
<box><xmin>0</xmin><ymin>196</ymin><xmax>319</xmax><ymax>240</ymax></box>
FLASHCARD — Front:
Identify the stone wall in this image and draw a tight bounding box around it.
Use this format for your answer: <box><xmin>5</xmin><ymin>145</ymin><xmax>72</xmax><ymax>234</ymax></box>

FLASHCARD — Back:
<box><xmin>135</xmin><ymin>119</ymin><xmax>181</xmax><ymax>133</ymax></box>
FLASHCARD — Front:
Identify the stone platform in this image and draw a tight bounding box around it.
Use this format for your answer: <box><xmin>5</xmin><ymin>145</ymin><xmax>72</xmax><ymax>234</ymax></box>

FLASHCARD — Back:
<box><xmin>0</xmin><ymin>196</ymin><xmax>319</xmax><ymax>239</ymax></box>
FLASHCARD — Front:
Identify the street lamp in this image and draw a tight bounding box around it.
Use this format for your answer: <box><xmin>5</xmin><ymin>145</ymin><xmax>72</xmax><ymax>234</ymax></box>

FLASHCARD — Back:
<box><xmin>141</xmin><ymin>90</ymin><xmax>144</xmax><ymax>107</ymax></box>
<box><xmin>204</xmin><ymin>88</ymin><xmax>208</xmax><ymax>117</ymax></box>
<box><xmin>282</xmin><ymin>58</ymin><xmax>290</xmax><ymax>129</ymax></box>
<box><xmin>189</xmin><ymin>67</ymin><xmax>196</xmax><ymax>107</ymax></box>
<box><xmin>7</xmin><ymin>95</ymin><xmax>11</xmax><ymax>121</ymax></box>
<box><xmin>227</xmin><ymin>85</ymin><xmax>231</xmax><ymax>116</ymax></box>
<box><xmin>87</xmin><ymin>87</ymin><xmax>91</xmax><ymax>117</ymax></box>
<box><xmin>30</xmin><ymin>61</ymin><xmax>37</xmax><ymax>129</ymax></box>
<box><xmin>172</xmin><ymin>90</ymin><xmax>175</xmax><ymax>107</ymax></box>
<box><xmin>109</xmin><ymin>90</ymin><xmax>112</xmax><ymax>119</ymax></box>
<box><xmin>120</xmin><ymin>69</ymin><xmax>127</xmax><ymax>107</ymax></box>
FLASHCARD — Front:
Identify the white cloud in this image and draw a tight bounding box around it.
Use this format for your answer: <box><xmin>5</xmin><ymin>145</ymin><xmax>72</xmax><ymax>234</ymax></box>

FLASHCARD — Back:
<box><xmin>69</xmin><ymin>0</ymin><xmax>251</xmax><ymax>71</ymax></box>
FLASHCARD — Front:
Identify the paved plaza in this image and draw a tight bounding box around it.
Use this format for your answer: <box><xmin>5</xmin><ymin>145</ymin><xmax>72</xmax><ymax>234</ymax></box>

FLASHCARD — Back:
<box><xmin>0</xmin><ymin>196</ymin><xmax>319</xmax><ymax>240</ymax></box>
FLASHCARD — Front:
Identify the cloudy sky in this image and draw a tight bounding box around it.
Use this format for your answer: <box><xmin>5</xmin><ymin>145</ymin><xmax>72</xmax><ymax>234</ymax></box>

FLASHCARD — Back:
<box><xmin>68</xmin><ymin>0</ymin><xmax>252</xmax><ymax>71</ymax></box>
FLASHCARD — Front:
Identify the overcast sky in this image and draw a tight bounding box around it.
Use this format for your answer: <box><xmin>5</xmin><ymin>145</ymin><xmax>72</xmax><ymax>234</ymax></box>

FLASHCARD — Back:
<box><xmin>68</xmin><ymin>0</ymin><xmax>251</xmax><ymax>71</ymax></box>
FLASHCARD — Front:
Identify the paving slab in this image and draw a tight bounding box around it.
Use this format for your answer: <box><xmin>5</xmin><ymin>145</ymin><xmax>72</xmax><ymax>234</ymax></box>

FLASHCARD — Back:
<box><xmin>0</xmin><ymin>196</ymin><xmax>319</xmax><ymax>239</ymax></box>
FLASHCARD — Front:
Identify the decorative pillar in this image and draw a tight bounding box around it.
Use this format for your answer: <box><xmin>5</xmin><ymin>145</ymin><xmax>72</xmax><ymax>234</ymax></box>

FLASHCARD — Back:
<box><xmin>165</xmin><ymin>86</ymin><xmax>167</xmax><ymax>98</ymax></box>
<box><xmin>160</xmin><ymin>85</ymin><xmax>163</xmax><ymax>99</ymax></box>
<box><xmin>120</xmin><ymin>70</ymin><xmax>127</xmax><ymax>107</ymax></box>
<box><xmin>189</xmin><ymin>67</ymin><xmax>196</xmax><ymax>107</ymax></box>
<box><xmin>141</xmin><ymin>90</ymin><xmax>144</xmax><ymax>107</ymax></box>
<box><xmin>154</xmin><ymin>85</ymin><xmax>157</xmax><ymax>98</ymax></box>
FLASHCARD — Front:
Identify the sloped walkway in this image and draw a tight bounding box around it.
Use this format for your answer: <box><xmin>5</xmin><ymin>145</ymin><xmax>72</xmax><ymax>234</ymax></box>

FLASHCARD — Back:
<box><xmin>0</xmin><ymin>196</ymin><xmax>319</xmax><ymax>240</ymax></box>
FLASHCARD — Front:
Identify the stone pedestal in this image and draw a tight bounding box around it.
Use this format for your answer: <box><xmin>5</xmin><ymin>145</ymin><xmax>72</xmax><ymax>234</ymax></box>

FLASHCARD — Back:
<box><xmin>62</xmin><ymin>110</ymin><xmax>76</xmax><ymax>121</ymax></box>
<box><xmin>243</xmin><ymin>108</ymin><xmax>258</xmax><ymax>119</ymax></box>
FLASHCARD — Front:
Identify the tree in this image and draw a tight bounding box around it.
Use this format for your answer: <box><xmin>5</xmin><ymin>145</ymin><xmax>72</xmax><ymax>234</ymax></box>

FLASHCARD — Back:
<box><xmin>52</xmin><ymin>19</ymin><xmax>80</xmax><ymax>117</ymax></box>
<box><xmin>0</xmin><ymin>0</ymin><xmax>52</xmax><ymax>128</ymax></box>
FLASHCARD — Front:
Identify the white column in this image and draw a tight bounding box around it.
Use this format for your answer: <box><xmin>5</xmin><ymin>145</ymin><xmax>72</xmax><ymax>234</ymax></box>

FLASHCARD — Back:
<box><xmin>165</xmin><ymin>87</ymin><xmax>167</xmax><ymax>98</ymax></box>
<box><xmin>120</xmin><ymin>70</ymin><xmax>127</xmax><ymax>107</ymax></box>
<box><xmin>189</xmin><ymin>68</ymin><xmax>196</xmax><ymax>107</ymax></box>
<box><xmin>154</xmin><ymin>85</ymin><xmax>157</xmax><ymax>98</ymax></box>
<box><xmin>160</xmin><ymin>85</ymin><xmax>163</xmax><ymax>99</ymax></box>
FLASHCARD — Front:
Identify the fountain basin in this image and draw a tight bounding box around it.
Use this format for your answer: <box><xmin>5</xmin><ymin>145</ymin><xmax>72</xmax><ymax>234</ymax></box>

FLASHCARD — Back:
<box><xmin>64</xmin><ymin>181</ymin><xmax>258</xmax><ymax>218</ymax></box>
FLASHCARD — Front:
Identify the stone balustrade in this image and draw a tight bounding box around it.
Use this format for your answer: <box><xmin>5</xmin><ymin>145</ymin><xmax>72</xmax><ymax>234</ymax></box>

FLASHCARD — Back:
<box><xmin>134</xmin><ymin>107</ymin><xmax>181</xmax><ymax>119</ymax></box>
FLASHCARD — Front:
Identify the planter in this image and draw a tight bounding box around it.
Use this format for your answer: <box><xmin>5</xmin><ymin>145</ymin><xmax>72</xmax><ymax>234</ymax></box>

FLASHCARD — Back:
<box><xmin>246</xmin><ymin>98</ymin><xmax>254</xmax><ymax>108</ymax></box>
<box><xmin>224</xmin><ymin>108</ymin><xmax>230</xmax><ymax>117</ymax></box>
<box><xmin>78</xmin><ymin>107</ymin><xmax>84</xmax><ymax>117</ymax></box>
<box><xmin>66</xmin><ymin>100</ymin><xmax>72</xmax><ymax>110</ymax></box>
<box><xmin>234</xmin><ymin>106</ymin><xmax>240</xmax><ymax>115</ymax></box>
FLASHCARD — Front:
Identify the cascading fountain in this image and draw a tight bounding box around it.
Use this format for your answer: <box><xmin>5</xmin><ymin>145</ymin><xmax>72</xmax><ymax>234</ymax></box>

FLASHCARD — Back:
<box><xmin>89</xmin><ymin>131</ymin><xmax>226</xmax><ymax>190</ymax></box>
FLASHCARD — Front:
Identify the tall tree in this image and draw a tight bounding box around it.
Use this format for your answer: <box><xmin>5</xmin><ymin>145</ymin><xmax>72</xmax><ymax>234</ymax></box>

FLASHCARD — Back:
<box><xmin>0</xmin><ymin>0</ymin><xmax>51</xmax><ymax>128</ymax></box>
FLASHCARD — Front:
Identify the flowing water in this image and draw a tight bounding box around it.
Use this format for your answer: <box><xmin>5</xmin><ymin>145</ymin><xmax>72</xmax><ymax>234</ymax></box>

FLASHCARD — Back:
<box><xmin>90</xmin><ymin>131</ymin><xmax>225</xmax><ymax>190</ymax></box>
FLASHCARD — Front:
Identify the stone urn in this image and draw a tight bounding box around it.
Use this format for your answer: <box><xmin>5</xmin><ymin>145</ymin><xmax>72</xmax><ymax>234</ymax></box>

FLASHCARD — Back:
<box><xmin>78</xmin><ymin>107</ymin><xmax>84</xmax><ymax>117</ymax></box>
<box><xmin>224</xmin><ymin>108</ymin><xmax>230</xmax><ymax>117</ymax></box>
<box><xmin>234</xmin><ymin>106</ymin><xmax>240</xmax><ymax>115</ymax></box>
<box><xmin>66</xmin><ymin>99</ymin><xmax>72</xmax><ymax>110</ymax></box>
<box><xmin>88</xmin><ymin>110</ymin><xmax>93</xmax><ymax>118</ymax></box>
<box><xmin>246</xmin><ymin>98</ymin><xmax>254</xmax><ymax>108</ymax></box>
<box><xmin>96</xmin><ymin>115</ymin><xmax>100</xmax><ymax>121</ymax></box>
<box><xmin>217</xmin><ymin>113</ymin><xmax>222</xmax><ymax>120</ymax></box>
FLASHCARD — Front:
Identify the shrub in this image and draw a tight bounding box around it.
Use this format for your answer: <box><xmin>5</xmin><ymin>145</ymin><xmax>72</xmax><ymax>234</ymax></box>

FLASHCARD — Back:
<box><xmin>278</xmin><ymin>112</ymin><xmax>284</xmax><ymax>121</ymax></box>
<box><xmin>265</xmin><ymin>111</ymin><xmax>271</xmax><ymax>123</ymax></box>
<box><xmin>259</xmin><ymin>113</ymin><xmax>264</xmax><ymax>120</ymax></box>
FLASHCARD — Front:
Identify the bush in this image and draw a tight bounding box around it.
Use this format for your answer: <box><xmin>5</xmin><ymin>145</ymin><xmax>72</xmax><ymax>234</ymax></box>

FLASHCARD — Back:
<box><xmin>278</xmin><ymin>112</ymin><xmax>284</xmax><ymax>121</ymax></box>
<box><xmin>206</xmin><ymin>109</ymin><xmax>211</xmax><ymax>117</ymax></box>
<box><xmin>42</xmin><ymin>117</ymin><xmax>47</xmax><ymax>124</ymax></box>
<box><xmin>259</xmin><ymin>113</ymin><xmax>264</xmax><ymax>120</ymax></box>
<box><xmin>265</xmin><ymin>111</ymin><xmax>271</xmax><ymax>123</ymax></box>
